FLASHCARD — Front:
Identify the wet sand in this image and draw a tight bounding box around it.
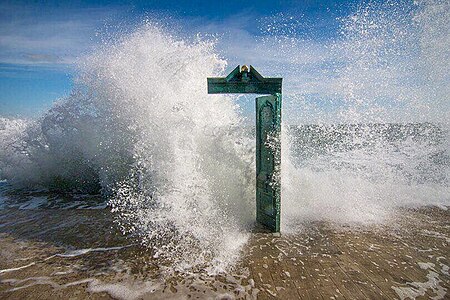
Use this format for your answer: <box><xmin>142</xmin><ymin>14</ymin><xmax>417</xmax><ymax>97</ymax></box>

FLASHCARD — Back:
<box><xmin>0</xmin><ymin>207</ymin><xmax>448</xmax><ymax>299</ymax></box>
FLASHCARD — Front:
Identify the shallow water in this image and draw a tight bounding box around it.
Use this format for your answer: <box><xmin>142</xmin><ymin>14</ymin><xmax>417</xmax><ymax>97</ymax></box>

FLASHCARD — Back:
<box><xmin>0</xmin><ymin>204</ymin><xmax>448</xmax><ymax>299</ymax></box>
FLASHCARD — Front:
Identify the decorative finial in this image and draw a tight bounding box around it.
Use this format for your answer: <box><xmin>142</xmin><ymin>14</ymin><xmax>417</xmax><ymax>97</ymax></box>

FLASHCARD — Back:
<box><xmin>241</xmin><ymin>65</ymin><xmax>249</xmax><ymax>73</ymax></box>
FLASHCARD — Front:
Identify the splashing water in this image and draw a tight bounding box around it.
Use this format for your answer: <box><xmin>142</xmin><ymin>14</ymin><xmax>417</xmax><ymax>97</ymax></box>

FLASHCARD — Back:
<box><xmin>280</xmin><ymin>0</ymin><xmax>450</xmax><ymax>230</ymax></box>
<box><xmin>89</xmin><ymin>25</ymin><xmax>256</xmax><ymax>271</ymax></box>
<box><xmin>0</xmin><ymin>1</ymin><xmax>449</xmax><ymax>271</ymax></box>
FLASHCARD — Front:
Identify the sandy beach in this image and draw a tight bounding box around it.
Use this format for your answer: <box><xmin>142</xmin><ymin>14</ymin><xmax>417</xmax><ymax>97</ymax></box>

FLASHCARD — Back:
<box><xmin>0</xmin><ymin>206</ymin><xmax>448</xmax><ymax>299</ymax></box>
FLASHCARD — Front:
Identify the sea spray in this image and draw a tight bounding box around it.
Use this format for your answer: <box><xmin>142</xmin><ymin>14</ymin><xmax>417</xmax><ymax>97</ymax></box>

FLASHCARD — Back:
<box><xmin>279</xmin><ymin>0</ymin><xmax>449</xmax><ymax>229</ymax></box>
<box><xmin>83</xmin><ymin>24</ymin><xmax>256</xmax><ymax>271</ymax></box>
<box><xmin>0</xmin><ymin>24</ymin><xmax>257</xmax><ymax>271</ymax></box>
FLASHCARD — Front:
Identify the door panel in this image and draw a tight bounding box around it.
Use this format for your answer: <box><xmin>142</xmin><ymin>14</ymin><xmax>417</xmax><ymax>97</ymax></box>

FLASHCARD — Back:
<box><xmin>256</xmin><ymin>94</ymin><xmax>281</xmax><ymax>232</ymax></box>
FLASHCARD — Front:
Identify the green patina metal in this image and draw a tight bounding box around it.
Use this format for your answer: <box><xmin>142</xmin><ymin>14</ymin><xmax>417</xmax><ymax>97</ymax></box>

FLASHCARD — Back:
<box><xmin>255</xmin><ymin>94</ymin><xmax>281</xmax><ymax>232</ymax></box>
<box><xmin>207</xmin><ymin>65</ymin><xmax>282</xmax><ymax>232</ymax></box>
<box><xmin>208</xmin><ymin>65</ymin><xmax>282</xmax><ymax>95</ymax></box>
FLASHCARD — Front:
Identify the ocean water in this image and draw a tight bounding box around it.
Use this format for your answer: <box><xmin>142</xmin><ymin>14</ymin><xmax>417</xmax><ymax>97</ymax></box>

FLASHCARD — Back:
<box><xmin>0</xmin><ymin>0</ymin><xmax>449</xmax><ymax>274</ymax></box>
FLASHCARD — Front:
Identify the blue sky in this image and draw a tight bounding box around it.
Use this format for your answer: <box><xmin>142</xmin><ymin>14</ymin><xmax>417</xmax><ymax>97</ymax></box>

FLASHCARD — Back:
<box><xmin>6</xmin><ymin>0</ymin><xmax>445</xmax><ymax>126</ymax></box>
<box><xmin>0</xmin><ymin>0</ymin><xmax>360</xmax><ymax>118</ymax></box>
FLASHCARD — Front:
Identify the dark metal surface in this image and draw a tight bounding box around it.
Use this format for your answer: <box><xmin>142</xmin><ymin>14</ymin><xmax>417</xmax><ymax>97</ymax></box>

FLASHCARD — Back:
<box><xmin>207</xmin><ymin>65</ymin><xmax>282</xmax><ymax>95</ymax></box>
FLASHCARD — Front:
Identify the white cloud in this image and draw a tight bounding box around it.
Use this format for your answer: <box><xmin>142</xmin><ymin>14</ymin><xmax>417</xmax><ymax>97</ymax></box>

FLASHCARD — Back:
<box><xmin>0</xmin><ymin>3</ymin><xmax>126</xmax><ymax>67</ymax></box>
<box><xmin>1</xmin><ymin>1</ymin><xmax>447</xmax><ymax>124</ymax></box>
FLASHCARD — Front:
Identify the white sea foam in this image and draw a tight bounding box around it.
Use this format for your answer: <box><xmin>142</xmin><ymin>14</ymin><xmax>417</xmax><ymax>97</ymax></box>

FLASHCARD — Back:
<box><xmin>392</xmin><ymin>262</ymin><xmax>447</xmax><ymax>300</ymax></box>
<box><xmin>55</xmin><ymin>245</ymin><xmax>132</xmax><ymax>258</ymax></box>
<box><xmin>0</xmin><ymin>262</ymin><xmax>36</xmax><ymax>274</ymax></box>
<box><xmin>86</xmin><ymin>279</ymin><xmax>161</xmax><ymax>300</ymax></box>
